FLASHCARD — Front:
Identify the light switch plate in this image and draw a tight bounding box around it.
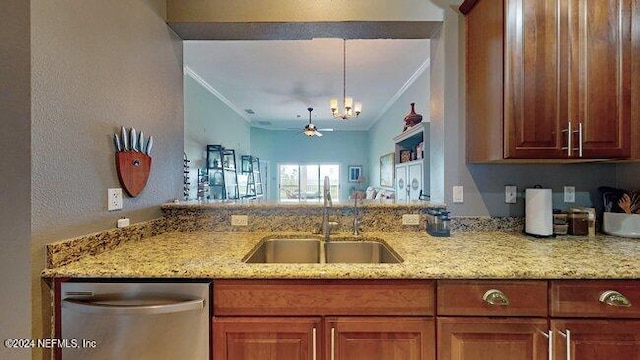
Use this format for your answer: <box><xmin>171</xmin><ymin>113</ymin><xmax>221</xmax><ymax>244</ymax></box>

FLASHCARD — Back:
<box><xmin>453</xmin><ymin>186</ymin><xmax>464</xmax><ymax>203</ymax></box>
<box><xmin>564</xmin><ymin>186</ymin><xmax>575</xmax><ymax>203</ymax></box>
<box><xmin>402</xmin><ymin>214</ymin><xmax>420</xmax><ymax>225</ymax></box>
<box><xmin>505</xmin><ymin>185</ymin><xmax>517</xmax><ymax>204</ymax></box>
<box><xmin>231</xmin><ymin>215</ymin><xmax>249</xmax><ymax>226</ymax></box>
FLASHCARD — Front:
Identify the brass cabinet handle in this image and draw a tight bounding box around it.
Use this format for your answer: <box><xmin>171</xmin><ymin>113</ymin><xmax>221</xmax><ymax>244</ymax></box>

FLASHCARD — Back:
<box><xmin>599</xmin><ymin>290</ymin><xmax>632</xmax><ymax>307</ymax></box>
<box><xmin>482</xmin><ymin>289</ymin><xmax>510</xmax><ymax>306</ymax></box>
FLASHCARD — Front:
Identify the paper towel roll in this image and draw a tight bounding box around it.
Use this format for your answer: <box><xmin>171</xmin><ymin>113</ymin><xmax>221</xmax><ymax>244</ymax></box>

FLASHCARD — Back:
<box><xmin>525</xmin><ymin>188</ymin><xmax>553</xmax><ymax>237</ymax></box>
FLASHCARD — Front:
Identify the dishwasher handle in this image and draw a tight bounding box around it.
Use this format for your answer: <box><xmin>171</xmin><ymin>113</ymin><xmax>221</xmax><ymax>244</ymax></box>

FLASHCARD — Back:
<box><xmin>62</xmin><ymin>297</ymin><xmax>205</xmax><ymax>315</ymax></box>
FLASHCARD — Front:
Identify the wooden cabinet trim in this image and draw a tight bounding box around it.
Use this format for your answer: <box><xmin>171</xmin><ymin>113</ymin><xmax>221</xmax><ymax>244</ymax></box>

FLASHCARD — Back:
<box><xmin>214</xmin><ymin>279</ymin><xmax>434</xmax><ymax>316</ymax></box>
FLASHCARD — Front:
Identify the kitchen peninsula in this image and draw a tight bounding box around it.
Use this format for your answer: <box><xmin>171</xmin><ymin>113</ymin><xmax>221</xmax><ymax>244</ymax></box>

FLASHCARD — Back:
<box><xmin>44</xmin><ymin>201</ymin><xmax>640</xmax><ymax>360</ymax></box>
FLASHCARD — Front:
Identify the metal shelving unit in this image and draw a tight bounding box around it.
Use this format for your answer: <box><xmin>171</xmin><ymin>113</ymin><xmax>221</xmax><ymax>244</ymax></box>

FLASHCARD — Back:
<box><xmin>206</xmin><ymin>145</ymin><xmax>239</xmax><ymax>200</ymax></box>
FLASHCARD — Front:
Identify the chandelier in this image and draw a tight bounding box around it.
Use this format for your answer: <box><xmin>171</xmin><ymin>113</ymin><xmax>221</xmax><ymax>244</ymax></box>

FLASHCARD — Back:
<box><xmin>330</xmin><ymin>39</ymin><xmax>362</xmax><ymax>120</ymax></box>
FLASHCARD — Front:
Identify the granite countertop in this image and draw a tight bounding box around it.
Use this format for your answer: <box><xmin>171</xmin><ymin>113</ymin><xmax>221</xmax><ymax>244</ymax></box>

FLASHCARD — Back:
<box><xmin>42</xmin><ymin>230</ymin><xmax>640</xmax><ymax>279</ymax></box>
<box><xmin>162</xmin><ymin>199</ymin><xmax>446</xmax><ymax>209</ymax></box>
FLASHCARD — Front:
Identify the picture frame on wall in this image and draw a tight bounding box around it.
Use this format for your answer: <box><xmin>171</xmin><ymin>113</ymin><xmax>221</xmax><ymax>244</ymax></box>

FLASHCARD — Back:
<box><xmin>348</xmin><ymin>165</ymin><xmax>362</xmax><ymax>183</ymax></box>
<box><xmin>379</xmin><ymin>153</ymin><xmax>394</xmax><ymax>188</ymax></box>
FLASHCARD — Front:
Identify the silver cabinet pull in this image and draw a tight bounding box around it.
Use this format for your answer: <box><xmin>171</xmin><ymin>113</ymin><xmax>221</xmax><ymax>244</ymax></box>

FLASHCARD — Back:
<box><xmin>482</xmin><ymin>289</ymin><xmax>510</xmax><ymax>306</ymax></box>
<box><xmin>542</xmin><ymin>330</ymin><xmax>553</xmax><ymax>360</ymax></box>
<box><xmin>331</xmin><ymin>327</ymin><xmax>335</xmax><ymax>360</ymax></box>
<box><xmin>599</xmin><ymin>290</ymin><xmax>632</xmax><ymax>307</ymax></box>
<box><xmin>559</xmin><ymin>330</ymin><xmax>571</xmax><ymax>360</ymax></box>
<box><xmin>312</xmin><ymin>328</ymin><xmax>317</xmax><ymax>360</ymax></box>
<box><xmin>577</xmin><ymin>122</ymin><xmax>583</xmax><ymax>157</ymax></box>
<box><xmin>562</xmin><ymin>121</ymin><xmax>573</xmax><ymax>157</ymax></box>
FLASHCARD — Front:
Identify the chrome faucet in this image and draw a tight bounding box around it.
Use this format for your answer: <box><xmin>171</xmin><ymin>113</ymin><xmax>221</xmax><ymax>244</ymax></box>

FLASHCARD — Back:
<box><xmin>322</xmin><ymin>176</ymin><xmax>332</xmax><ymax>241</ymax></box>
<box><xmin>353</xmin><ymin>196</ymin><xmax>360</xmax><ymax>236</ymax></box>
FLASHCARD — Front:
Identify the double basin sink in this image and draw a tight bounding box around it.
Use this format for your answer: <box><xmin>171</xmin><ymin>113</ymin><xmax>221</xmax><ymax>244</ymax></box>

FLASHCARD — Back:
<box><xmin>244</xmin><ymin>237</ymin><xmax>402</xmax><ymax>264</ymax></box>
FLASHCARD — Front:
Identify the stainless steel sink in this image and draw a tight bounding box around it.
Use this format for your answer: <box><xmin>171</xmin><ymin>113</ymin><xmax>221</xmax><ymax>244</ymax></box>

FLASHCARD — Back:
<box><xmin>324</xmin><ymin>241</ymin><xmax>401</xmax><ymax>264</ymax></box>
<box><xmin>243</xmin><ymin>238</ymin><xmax>402</xmax><ymax>264</ymax></box>
<box><xmin>243</xmin><ymin>238</ymin><xmax>321</xmax><ymax>263</ymax></box>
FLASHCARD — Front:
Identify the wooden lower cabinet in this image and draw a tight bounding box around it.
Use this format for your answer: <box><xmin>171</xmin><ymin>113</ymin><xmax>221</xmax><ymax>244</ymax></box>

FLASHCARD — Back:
<box><xmin>213</xmin><ymin>317</ymin><xmax>434</xmax><ymax>360</ymax></box>
<box><xmin>327</xmin><ymin>317</ymin><xmax>435</xmax><ymax>360</ymax></box>
<box><xmin>213</xmin><ymin>317</ymin><xmax>321</xmax><ymax>360</ymax></box>
<box><xmin>437</xmin><ymin>318</ymin><xmax>549</xmax><ymax>360</ymax></box>
<box><xmin>551</xmin><ymin>320</ymin><xmax>640</xmax><ymax>360</ymax></box>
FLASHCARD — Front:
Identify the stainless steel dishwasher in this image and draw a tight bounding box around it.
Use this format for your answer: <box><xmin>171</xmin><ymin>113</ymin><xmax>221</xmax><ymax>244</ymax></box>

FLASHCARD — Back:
<box><xmin>60</xmin><ymin>281</ymin><xmax>210</xmax><ymax>360</ymax></box>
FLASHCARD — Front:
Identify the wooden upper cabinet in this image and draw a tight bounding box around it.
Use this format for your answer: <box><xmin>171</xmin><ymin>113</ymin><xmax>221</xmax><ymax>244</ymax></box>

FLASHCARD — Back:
<box><xmin>464</xmin><ymin>0</ymin><xmax>633</xmax><ymax>162</ymax></box>
<box><xmin>568</xmin><ymin>0</ymin><xmax>632</xmax><ymax>158</ymax></box>
<box><xmin>505</xmin><ymin>0</ymin><xmax>566</xmax><ymax>159</ymax></box>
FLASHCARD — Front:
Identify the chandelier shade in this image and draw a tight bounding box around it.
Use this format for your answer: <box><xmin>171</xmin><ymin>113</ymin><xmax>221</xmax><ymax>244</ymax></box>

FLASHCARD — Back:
<box><xmin>330</xmin><ymin>40</ymin><xmax>362</xmax><ymax>120</ymax></box>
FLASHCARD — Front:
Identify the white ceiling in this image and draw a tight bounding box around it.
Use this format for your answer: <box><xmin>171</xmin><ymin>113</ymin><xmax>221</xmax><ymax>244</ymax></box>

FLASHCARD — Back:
<box><xmin>184</xmin><ymin>38</ymin><xmax>430</xmax><ymax>131</ymax></box>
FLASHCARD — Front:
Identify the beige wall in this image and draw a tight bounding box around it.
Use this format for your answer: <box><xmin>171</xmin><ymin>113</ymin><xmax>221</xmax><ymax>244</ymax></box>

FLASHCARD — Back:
<box><xmin>167</xmin><ymin>0</ymin><xmax>444</xmax><ymax>22</ymax></box>
<box><xmin>0</xmin><ymin>1</ymin><xmax>31</xmax><ymax>359</ymax></box>
<box><xmin>30</xmin><ymin>0</ymin><xmax>183</xmax><ymax>357</ymax></box>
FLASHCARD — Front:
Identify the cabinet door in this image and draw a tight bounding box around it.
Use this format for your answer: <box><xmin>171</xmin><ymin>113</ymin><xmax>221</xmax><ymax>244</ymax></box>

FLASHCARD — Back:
<box><xmin>567</xmin><ymin>0</ymin><xmax>631</xmax><ymax>158</ymax></box>
<box><xmin>504</xmin><ymin>0</ymin><xmax>567</xmax><ymax>158</ymax></box>
<box><xmin>438</xmin><ymin>317</ymin><xmax>549</xmax><ymax>360</ymax></box>
<box><xmin>326</xmin><ymin>317</ymin><xmax>434</xmax><ymax>360</ymax></box>
<box><xmin>395</xmin><ymin>164</ymin><xmax>408</xmax><ymax>201</ymax></box>
<box><xmin>408</xmin><ymin>162</ymin><xmax>423</xmax><ymax>201</ymax></box>
<box><xmin>551</xmin><ymin>320</ymin><xmax>640</xmax><ymax>360</ymax></box>
<box><xmin>213</xmin><ymin>317</ymin><xmax>321</xmax><ymax>360</ymax></box>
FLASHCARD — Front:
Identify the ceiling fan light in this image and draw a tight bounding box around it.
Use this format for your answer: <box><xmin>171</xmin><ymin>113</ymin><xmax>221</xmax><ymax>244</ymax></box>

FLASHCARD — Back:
<box><xmin>304</xmin><ymin>129</ymin><xmax>315</xmax><ymax>136</ymax></box>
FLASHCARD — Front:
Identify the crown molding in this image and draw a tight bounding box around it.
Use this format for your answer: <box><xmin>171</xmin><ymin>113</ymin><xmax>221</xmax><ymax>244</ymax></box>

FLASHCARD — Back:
<box><xmin>183</xmin><ymin>66</ymin><xmax>251</xmax><ymax>123</ymax></box>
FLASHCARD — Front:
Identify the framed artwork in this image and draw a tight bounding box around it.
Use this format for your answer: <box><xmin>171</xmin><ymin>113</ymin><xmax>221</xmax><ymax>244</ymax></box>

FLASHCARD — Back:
<box><xmin>379</xmin><ymin>152</ymin><xmax>395</xmax><ymax>188</ymax></box>
<box><xmin>348</xmin><ymin>166</ymin><xmax>362</xmax><ymax>182</ymax></box>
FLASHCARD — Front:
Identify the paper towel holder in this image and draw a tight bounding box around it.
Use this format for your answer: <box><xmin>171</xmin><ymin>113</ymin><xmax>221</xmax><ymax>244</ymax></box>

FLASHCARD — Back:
<box><xmin>524</xmin><ymin>185</ymin><xmax>556</xmax><ymax>238</ymax></box>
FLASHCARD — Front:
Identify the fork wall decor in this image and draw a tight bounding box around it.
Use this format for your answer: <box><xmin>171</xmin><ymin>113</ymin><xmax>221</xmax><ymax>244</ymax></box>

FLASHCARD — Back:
<box><xmin>113</xmin><ymin>127</ymin><xmax>153</xmax><ymax>197</ymax></box>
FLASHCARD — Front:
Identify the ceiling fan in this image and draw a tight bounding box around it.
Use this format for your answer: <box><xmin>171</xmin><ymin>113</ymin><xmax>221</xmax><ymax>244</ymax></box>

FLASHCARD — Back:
<box><xmin>303</xmin><ymin>107</ymin><xmax>333</xmax><ymax>137</ymax></box>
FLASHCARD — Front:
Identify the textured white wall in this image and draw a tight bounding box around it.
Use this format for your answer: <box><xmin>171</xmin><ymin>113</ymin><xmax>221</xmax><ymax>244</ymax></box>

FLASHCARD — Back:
<box><xmin>30</xmin><ymin>0</ymin><xmax>183</xmax><ymax>352</ymax></box>
<box><xmin>368</xmin><ymin>69</ymin><xmax>430</xmax><ymax>189</ymax></box>
<box><xmin>184</xmin><ymin>74</ymin><xmax>251</xmax><ymax>199</ymax></box>
<box><xmin>0</xmin><ymin>1</ymin><xmax>31</xmax><ymax>359</ymax></box>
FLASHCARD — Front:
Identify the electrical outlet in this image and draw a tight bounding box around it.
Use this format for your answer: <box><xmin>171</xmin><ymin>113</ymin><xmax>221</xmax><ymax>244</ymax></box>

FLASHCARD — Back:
<box><xmin>402</xmin><ymin>214</ymin><xmax>420</xmax><ymax>225</ymax></box>
<box><xmin>231</xmin><ymin>215</ymin><xmax>249</xmax><ymax>226</ymax></box>
<box><xmin>505</xmin><ymin>185</ymin><xmax>517</xmax><ymax>204</ymax></box>
<box><xmin>108</xmin><ymin>188</ymin><xmax>123</xmax><ymax>211</ymax></box>
<box><xmin>564</xmin><ymin>186</ymin><xmax>576</xmax><ymax>203</ymax></box>
<box><xmin>453</xmin><ymin>186</ymin><xmax>464</xmax><ymax>203</ymax></box>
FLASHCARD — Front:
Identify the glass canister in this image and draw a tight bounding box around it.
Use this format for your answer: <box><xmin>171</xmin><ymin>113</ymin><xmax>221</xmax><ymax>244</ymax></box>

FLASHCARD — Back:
<box><xmin>568</xmin><ymin>210</ymin><xmax>589</xmax><ymax>236</ymax></box>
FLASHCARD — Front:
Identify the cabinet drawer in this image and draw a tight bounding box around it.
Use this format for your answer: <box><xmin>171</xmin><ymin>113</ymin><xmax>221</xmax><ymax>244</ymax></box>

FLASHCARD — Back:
<box><xmin>437</xmin><ymin>280</ymin><xmax>548</xmax><ymax>317</ymax></box>
<box><xmin>214</xmin><ymin>279</ymin><xmax>434</xmax><ymax>316</ymax></box>
<box><xmin>550</xmin><ymin>280</ymin><xmax>640</xmax><ymax>318</ymax></box>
